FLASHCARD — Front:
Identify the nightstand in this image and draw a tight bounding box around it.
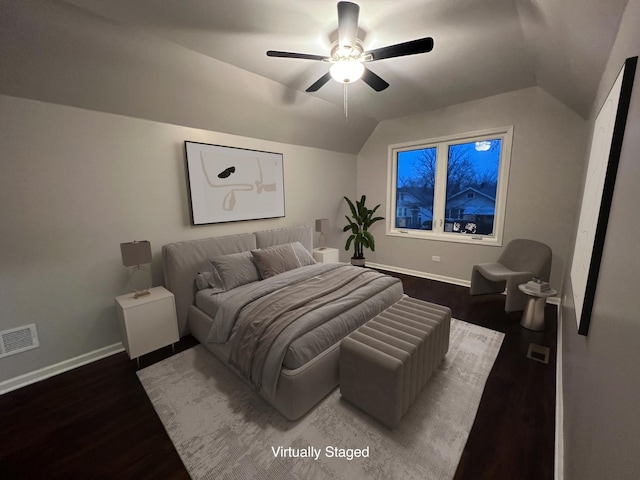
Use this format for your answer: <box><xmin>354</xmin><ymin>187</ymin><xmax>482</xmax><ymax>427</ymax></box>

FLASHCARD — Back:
<box><xmin>313</xmin><ymin>247</ymin><xmax>340</xmax><ymax>263</ymax></box>
<box><xmin>115</xmin><ymin>286</ymin><xmax>179</xmax><ymax>367</ymax></box>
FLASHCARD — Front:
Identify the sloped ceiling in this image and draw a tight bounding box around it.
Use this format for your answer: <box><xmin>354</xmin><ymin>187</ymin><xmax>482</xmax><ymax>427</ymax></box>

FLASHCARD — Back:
<box><xmin>0</xmin><ymin>0</ymin><xmax>630</xmax><ymax>153</ymax></box>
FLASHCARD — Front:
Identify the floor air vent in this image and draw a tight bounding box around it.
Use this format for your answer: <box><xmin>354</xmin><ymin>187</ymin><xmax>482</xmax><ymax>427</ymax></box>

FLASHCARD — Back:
<box><xmin>0</xmin><ymin>324</ymin><xmax>39</xmax><ymax>358</ymax></box>
<box><xmin>527</xmin><ymin>343</ymin><xmax>550</xmax><ymax>364</ymax></box>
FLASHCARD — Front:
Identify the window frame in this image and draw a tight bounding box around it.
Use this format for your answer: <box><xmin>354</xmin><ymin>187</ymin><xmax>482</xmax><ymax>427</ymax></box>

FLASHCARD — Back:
<box><xmin>386</xmin><ymin>126</ymin><xmax>514</xmax><ymax>246</ymax></box>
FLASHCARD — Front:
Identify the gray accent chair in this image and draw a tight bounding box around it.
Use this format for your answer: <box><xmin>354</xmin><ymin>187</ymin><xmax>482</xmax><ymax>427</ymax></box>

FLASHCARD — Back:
<box><xmin>470</xmin><ymin>239</ymin><xmax>552</xmax><ymax>312</ymax></box>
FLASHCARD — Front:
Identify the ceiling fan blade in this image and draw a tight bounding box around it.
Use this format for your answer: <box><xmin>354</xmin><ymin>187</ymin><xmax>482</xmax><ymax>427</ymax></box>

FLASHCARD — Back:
<box><xmin>361</xmin><ymin>67</ymin><xmax>389</xmax><ymax>92</ymax></box>
<box><xmin>267</xmin><ymin>50</ymin><xmax>327</xmax><ymax>61</ymax></box>
<box><xmin>337</xmin><ymin>1</ymin><xmax>359</xmax><ymax>49</ymax></box>
<box><xmin>306</xmin><ymin>72</ymin><xmax>332</xmax><ymax>92</ymax></box>
<box><xmin>365</xmin><ymin>37</ymin><xmax>434</xmax><ymax>61</ymax></box>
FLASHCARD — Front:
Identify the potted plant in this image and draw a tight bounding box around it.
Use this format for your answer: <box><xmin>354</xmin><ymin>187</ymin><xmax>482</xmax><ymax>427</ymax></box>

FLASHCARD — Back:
<box><xmin>343</xmin><ymin>195</ymin><xmax>384</xmax><ymax>267</ymax></box>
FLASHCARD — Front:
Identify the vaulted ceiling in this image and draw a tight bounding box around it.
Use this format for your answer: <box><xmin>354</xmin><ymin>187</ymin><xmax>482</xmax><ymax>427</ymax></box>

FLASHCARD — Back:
<box><xmin>63</xmin><ymin>0</ymin><xmax>628</xmax><ymax>118</ymax></box>
<box><xmin>0</xmin><ymin>0</ymin><xmax>630</xmax><ymax>153</ymax></box>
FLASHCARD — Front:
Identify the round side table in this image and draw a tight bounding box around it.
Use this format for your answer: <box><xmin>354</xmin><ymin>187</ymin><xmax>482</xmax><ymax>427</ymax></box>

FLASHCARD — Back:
<box><xmin>518</xmin><ymin>284</ymin><xmax>557</xmax><ymax>331</ymax></box>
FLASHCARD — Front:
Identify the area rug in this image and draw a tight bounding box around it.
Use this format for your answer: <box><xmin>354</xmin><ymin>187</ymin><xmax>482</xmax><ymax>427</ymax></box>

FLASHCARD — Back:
<box><xmin>138</xmin><ymin>319</ymin><xmax>504</xmax><ymax>480</ymax></box>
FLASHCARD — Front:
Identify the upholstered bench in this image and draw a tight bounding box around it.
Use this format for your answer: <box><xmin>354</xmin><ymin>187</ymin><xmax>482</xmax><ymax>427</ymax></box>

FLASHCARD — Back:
<box><xmin>340</xmin><ymin>296</ymin><xmax>451</xmax><ymax>428</ymax></box>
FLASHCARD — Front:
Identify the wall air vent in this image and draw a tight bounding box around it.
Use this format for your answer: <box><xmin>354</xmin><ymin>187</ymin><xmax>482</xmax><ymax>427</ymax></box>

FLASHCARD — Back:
<box><xmin>0</xmin><ymin>324</ymin><xmax>39</xmax><ymax>358</ymax></box>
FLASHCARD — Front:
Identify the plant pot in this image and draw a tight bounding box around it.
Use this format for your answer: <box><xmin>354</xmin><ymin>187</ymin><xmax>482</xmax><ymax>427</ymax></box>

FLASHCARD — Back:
<box><xmin>350</xmin><ymin>257</ymin><xmax>366</xmax><ymax>267</ymax></box>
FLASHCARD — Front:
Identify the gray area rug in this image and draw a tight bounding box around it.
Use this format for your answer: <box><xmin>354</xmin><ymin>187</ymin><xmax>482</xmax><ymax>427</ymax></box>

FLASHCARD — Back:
<box><xmin>138</xmin><ymin>319</ymin><xmax>504</xmax><ymax>480</ymax></box>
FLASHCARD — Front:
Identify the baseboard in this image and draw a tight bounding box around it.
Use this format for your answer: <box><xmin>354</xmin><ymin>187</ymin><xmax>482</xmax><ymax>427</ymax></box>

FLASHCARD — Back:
<box><xmin>0</xmin><ymin>343</ymin><xmax>124</xmax><ymax>395</ymax></box>
<box><xmin>547</xmin><ymin>296</ymin><xmax>561</xmax><ymax>306</ymax></box>
<box><xmin>367</xmin><ymin>262</ymin><xmax>471</xmax><ymax>288</ymax></box>
<box><xmin>368</xmin><ymin>262</ymin><xmax>562</xmax><ymax>304</ymax></box>
<box><xmin>555</xmin><ymin>302</ymin><xmax>564</xmax><ymax>480</ymax></box>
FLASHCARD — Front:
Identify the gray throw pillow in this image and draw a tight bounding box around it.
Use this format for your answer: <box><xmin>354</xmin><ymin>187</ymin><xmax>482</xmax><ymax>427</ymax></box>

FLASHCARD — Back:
<box><xmin>209</xmin><ymin>251</ymin><xmax>260</xmax><ymax>291</ymax></box>
<box><xmin>251</xmin><ymin>243</ymin><xmax>302</xmax><ymax>279</ymax></box>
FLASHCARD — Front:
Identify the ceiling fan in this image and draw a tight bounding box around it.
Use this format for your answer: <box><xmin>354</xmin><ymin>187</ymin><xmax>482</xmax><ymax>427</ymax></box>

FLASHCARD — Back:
<box><xmin>266</xmin><ymin>1</ymin><xmax>434</xmax><ymax>93</ymax></box>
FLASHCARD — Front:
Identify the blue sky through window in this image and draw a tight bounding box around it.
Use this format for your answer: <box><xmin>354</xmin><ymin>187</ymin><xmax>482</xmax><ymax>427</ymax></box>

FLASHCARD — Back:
<box><xmin>397</xmin><ymin>149</ymin><xmax>428</xmax><ymax>182</ymax></box>
<box><xmin>397</xmin><ymin>140</ymin><xmax>501</xmax><ymax>183</ymax></box>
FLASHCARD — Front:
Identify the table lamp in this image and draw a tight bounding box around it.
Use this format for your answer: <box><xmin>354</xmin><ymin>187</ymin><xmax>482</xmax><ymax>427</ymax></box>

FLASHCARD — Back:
<box><xmin>315</xmin><ymin>219</ymin><xmax>329</xmax><ymax>249</ymax></box>
<box><xmin>120</xmin><ymin>240</ymin><xmax>152</xmax><ymax>298</ymax></box>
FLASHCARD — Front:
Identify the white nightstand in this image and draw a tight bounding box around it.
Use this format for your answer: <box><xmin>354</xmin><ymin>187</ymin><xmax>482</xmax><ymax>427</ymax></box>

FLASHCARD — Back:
<box><xmin>313</xmin><ymin>247</ymin><xmax>340</xmax><ymax>263</ymax></box>
<box><xmin>115</xmin><ymin>286</ymin><xmax>179</xmax><ymax>367</ymax></box>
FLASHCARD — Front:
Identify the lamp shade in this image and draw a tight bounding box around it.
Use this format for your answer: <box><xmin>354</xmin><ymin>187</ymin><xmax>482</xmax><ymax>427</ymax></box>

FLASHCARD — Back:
<box><xmin>315</xmin><ymin>219</ymin><xmax>329</xmax><ymax>233</ymax></box>
<box><xmin>120</xmin><ymin>241</ymin><xmax>152</xmax><ymax>267</ymax></box>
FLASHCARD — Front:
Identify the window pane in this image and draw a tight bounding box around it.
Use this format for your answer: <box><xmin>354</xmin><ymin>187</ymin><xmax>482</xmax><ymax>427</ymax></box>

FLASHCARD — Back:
<box><xmin>396</xmin><ymin>148</ymin><xmax>436</xmax><ymax>230</ymax></box>
<box><xmin>444</xmin><ymin>139</ymin><xmax>501</xmax><ymax>235</ymax></box>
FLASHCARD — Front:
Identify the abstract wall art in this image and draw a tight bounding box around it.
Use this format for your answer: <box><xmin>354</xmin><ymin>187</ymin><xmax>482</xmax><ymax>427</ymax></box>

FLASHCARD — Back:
<box><xmin>184</xmin><ymin>141</ymin><xmax>285</xmax><ymax>225</ymax></box>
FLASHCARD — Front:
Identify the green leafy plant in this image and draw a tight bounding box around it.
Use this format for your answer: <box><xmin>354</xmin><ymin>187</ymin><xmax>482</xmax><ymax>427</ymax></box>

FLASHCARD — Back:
<box><xmin>343</xmin><ymin>195</ymin><xmax>384</xmax><ymax>259</ymax></box>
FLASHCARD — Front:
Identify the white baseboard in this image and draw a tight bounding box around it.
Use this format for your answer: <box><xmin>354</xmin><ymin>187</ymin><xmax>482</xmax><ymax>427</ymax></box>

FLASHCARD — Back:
<box><xmin>555</xmin><ymin>302</ymin><xmax>564</xmax><ymax>480</ymax></box>
<box><xmin>368</xmin><ymin>262</ymin><xmax>561</xmax><ymax>304</ymax></box>
<box><xmin>366</xmin><ymin>262</ymin><xmax>471</xmax><ymax>288</ymax></box>
<box><xmin>547</xmin><ymin>296</ymin><xmax>561</xmax><ymax>306</ymax></box>
<box><xmin>0</xmin><ymin>343</ymin><xmax>124</xmax><ymax>395</ymax></box>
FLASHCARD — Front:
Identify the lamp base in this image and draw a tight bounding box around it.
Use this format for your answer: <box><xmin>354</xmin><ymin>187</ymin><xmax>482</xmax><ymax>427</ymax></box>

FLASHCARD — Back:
<box><xmin>319</xmin><ymin>232</ymin><xmax>327</xmax><ymax>249</ymax></box>
<box><xmin>129</xmin><ymin>266</ymin><xmax>152</xmax><ymax>299</ymax></box>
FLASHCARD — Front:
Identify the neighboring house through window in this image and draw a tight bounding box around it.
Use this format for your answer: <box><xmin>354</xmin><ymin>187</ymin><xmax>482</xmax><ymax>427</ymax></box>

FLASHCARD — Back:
<box><xmin>387</xmin><ymin>126</ymin><xmax>513</xmax><ymax>245</ymax></box>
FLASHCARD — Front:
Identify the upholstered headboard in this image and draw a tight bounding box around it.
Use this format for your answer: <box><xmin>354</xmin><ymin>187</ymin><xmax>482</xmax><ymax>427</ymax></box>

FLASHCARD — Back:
<box><xmin>254</xmin><ymin>225</ymin><xmax>312</xmax><ymax>252</ymax></box>
<box><xmin>162</xmin><ymin>225</ymin><xmax>313</xmax><ymax>336</ymax></box>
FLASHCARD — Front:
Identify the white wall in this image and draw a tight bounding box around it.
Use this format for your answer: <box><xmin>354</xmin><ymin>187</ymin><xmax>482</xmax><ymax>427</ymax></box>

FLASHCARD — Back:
<box><xmin>356</xmin><ymin>87</ymin><xmax>587</xmax><ymax>289</ymax></box>
<box><xmin>561</xmin><ymin>0</ymin><xmax>640</xmax><ymax>478</ymax></box>
<box><xmin>0</xmin><ymin>95</ymin><xmax>356</xmax><ymax>384</ymax></box>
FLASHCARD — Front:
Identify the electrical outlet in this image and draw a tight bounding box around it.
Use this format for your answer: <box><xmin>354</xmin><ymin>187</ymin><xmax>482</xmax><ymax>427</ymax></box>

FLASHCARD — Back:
<box><xmin>432</xmin><ymin>255</ymin><xmax>440</xmax><ymax>262</ymax></box>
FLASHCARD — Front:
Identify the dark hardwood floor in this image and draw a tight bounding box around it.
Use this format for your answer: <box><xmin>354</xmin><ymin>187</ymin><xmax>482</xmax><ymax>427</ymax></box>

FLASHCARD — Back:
<box><xmin>0</xmin><ymin>273</ymin><xmax>556</xmax><ymax>480</ymax></box>
<box><xmin>396</xmin><ymin>273</ymin><xmax>557</xmax><ymax>480</ymax></box>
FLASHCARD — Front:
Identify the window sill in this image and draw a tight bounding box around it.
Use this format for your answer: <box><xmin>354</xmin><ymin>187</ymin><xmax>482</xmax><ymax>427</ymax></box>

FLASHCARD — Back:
<box><xmin>386</xmin><ymin>228</ymin><xmax>503</xmax><ymax>246</ymax></box>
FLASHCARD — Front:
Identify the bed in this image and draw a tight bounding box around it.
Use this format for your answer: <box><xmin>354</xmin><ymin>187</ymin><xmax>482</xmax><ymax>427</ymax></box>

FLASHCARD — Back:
<box><xmin>162</xmin><ymin>225</ymin><xmax>404</xmax><ymax>420</ymax></box>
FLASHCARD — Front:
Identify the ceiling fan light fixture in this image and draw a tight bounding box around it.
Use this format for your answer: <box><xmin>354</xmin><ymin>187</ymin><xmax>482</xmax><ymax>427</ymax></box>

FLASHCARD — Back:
<box><xmin>329</xmin><ymin>59</ymin><xmax>365</xmax><ymax>84</ymax></box>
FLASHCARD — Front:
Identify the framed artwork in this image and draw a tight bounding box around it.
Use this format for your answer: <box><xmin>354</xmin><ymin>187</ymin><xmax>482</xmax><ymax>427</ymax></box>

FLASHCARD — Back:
<box><xmin>570</xmin><ymin>56</ymin><xmax>637</xmax><ymax>336</ymax></box>
<box><xmin>184</xmin><ymin>141</ymin><xmax>285</xmax><ymax>225</ymax></box>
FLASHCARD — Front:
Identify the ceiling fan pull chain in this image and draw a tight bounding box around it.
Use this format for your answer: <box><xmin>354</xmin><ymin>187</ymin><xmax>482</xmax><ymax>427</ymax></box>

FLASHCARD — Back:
<box><xmin>344</xmin><ymin>82</ymin><xmax>348</xmax><ymax>121</ymax></box>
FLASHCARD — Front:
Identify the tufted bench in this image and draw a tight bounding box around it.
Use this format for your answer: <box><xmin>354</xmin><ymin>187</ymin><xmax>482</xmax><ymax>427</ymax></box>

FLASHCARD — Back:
<box><xmin>339</xmin><ymin>296</ymin><xmax>451</xmax><ymax>428</ymax></box>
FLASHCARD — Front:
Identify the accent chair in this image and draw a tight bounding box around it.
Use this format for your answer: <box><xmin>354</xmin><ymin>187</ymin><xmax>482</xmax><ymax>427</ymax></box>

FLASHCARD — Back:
<box><xmin>470</xmin><ymin>239</ymin><xmax>552</xmax><ymax>313</ymax></box>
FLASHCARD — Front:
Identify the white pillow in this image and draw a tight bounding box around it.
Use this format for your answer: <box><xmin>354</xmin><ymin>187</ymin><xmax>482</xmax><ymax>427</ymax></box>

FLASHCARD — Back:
<box><xmin>195</xmin><ymin>260</ymin><xmax>225</xmax><ymax>293</ymax></box>
<box><xmin>291</xmin><ymin>241</ymin><xmax>317</xmax><ymax>266</ymax></box>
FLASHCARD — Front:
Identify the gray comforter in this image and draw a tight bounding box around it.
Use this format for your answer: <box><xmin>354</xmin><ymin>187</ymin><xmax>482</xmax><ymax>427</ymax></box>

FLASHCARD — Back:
<box><xmin>206</xmin><ymin>263</ymin><xmax>403</xmax><ymax>398</ymax></box>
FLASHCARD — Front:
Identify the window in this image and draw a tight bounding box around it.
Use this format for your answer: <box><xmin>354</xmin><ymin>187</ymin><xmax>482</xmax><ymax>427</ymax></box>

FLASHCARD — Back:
<box><xmin>387</xmin><ymin>126</ymin><xmax>513</xmax><ymax>245</ymax></box>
